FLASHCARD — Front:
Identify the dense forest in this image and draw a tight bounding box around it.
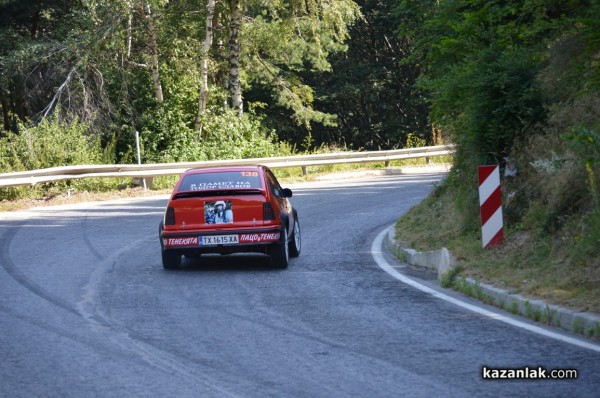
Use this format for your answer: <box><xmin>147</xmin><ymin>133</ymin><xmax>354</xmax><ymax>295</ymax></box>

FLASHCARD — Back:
<box><xmin>0</xmin><ymin>0</ymin><xmax>439</xmax><ymax>168</ymax></box>
<box><xmin>1</xmin><ymin>1</ymin><xmax>596</xmax><ymax>160</ymax></box>
<box><xmin>1</xmin><ymin>0</ymin><xmax>599</xmax><ymax>257</ymax></box>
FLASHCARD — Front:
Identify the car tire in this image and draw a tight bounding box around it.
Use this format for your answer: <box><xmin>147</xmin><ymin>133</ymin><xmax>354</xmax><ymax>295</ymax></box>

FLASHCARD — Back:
<box><xmin>162</xmin><ymin>250</ymin><xmax>181</xmax><ymax>269</ymax></box>
<box><xmin>289</xmin><ymin>218</ymin><xmax>301</xmax><ymax>258</ymax></box>
<box><xmin>159</xmin><ymin>222</ymin><xmax>180</xmax><ymax>269</ymax></box>
<box><xmin>271</xmin><ymin>227</ymin><xmax>289</xmax><ymax>269</ymax></box>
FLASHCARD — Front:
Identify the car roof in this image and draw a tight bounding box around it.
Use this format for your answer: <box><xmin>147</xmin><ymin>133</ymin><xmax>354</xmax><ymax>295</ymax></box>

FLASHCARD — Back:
<box><xmin>183</xmin><ymin>165</ymin><xmax>266</xmax><ymax>175</ymax></box>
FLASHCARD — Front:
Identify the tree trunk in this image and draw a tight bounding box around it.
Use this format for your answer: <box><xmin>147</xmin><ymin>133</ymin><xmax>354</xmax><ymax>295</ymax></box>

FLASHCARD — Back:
<box><xmin>194</xmin><ymin>0</ymin><xmax>216</xmax><ymax>132</ymax></box>
<box><xmin>0</xmin><ymin>84</ymin><xmax>10</xmax><ymax>133</ymax></box>
<box><xmin>30</xmin><ymin>0</ymin><xmax>41</xmax><ymax>38</ymax></box>
<box><xmin>432</xmin><ymin>125</ymin><xmax>442</xmax><ymax>145</ymax></box>
<box><xmin>227</xmin><ymin>0</ymin><xmax>243</xmax><ymax>118</ymax></box>
<box><xmin>126</xmin><ymin>1</ymin><xmax>133</xmax><ymax>58</ymax></box>
<box><xmin>144</xmin><ymin>1</ymin><xmax>164</xmax><ymax>103</ymax></box>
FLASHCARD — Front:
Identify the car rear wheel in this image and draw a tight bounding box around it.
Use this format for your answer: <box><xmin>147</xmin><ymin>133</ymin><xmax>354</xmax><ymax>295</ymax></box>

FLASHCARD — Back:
<box><xmin>271</xmin><ymin>227</ymin><xmax>289</xmax><ymax>269</ymax></box>
<box><xmin>162</xmin><ymin>250</ymin><xmax>181</xmax><ymax>269</ymax></box>
<box><xmin>289</xmin><ymin>218</ymin><xmax>301</xmax><ymax>257</ymax></box>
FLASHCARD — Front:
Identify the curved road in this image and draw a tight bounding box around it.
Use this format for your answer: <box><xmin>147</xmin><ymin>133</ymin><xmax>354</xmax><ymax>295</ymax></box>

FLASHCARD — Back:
<box><xmin>1</xmin><ymin>173</ymin><xmax>599</xmax><ymax>397</ymax></box>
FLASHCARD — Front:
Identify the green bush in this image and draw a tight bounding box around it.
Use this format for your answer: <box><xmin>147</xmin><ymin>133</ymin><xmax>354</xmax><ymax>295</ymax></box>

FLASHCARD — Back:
<box><xmin>0</xmin><ymin>115</ymin><xmax>108</xmax><ymax>171</ymax></box>
<box><xmin>0</xmin><ymin>117</ymin><xmax>116</xmax><ymax>200</ymax></box>
<box><xmin>198</xmin><ymin>108</ymin><xmax>281</xmax><ymax>160</ymax></box>
<box><xmin>140</xmin><ymin>106</ymin><xmax>282</xmax><ymax>163</ymax></box>
<box><xmin>0</xmin><ymin>115</ymin><xmax>113</xmax><ymax>201</ymax></box>
<box><xmin>139</xmin><ymin>105</ymin><xmax>202</xmax><ymax>162</ymax></box>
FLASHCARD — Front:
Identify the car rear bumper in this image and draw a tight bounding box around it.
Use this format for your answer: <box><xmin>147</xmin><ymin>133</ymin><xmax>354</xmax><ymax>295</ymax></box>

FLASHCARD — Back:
<box><xmin>160</xmin><ymin>226</ymin><xmax>283</xmax><ymax>253</ymax></box>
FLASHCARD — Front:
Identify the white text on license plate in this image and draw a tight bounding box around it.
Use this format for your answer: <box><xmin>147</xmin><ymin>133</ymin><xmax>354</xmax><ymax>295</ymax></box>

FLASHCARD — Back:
<box><xmin>199</xmin><ymin>234</ymin><xmax>239</xmax><ymax>245</ymax></box>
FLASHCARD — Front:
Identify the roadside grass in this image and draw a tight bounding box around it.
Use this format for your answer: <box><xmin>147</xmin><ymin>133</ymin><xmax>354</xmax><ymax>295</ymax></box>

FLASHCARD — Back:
<box><xmin>0</xmin><ymin>181</ymin><xmax>172</xmax><ymax>212</ymax></box>
<box><xmin>395</xmin><ymin>182</ymin><xmax>600</xmax><ymax>314</ymax></box>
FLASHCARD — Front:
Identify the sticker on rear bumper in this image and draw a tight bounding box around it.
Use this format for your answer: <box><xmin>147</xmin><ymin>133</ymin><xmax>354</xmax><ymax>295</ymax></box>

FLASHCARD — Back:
<box><xmin>165</xmin><ymin>232</ymin><xmax>280</xmax><ymax>247</ymax></box>
<box><xmin>239</xmin><ymin>233</ymin><xmax>280</xmax><ymax>243</ymax></box>
<box><xmin>163</xmin><ymin>237</ymin><xmax>199</xmax><ymax>247</ymax></box>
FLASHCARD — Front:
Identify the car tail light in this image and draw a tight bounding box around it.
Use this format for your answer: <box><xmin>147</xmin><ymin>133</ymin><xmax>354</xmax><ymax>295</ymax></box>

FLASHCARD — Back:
<box><xmin>263</xmin><ymin>203</ymin><xmax>276</xmax><ymax>221</ymax></box>
<box><xmin>164</xmin><ymin>206</ymin><xmax>175</xmax><ymax>225</ymax></box>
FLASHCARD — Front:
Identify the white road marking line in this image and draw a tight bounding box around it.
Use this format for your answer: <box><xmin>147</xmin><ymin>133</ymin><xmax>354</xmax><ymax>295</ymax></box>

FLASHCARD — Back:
<box><xmin>371</xmin><ymin>225</ymin><xmax>600</xmax><ymax>353</ymax></box>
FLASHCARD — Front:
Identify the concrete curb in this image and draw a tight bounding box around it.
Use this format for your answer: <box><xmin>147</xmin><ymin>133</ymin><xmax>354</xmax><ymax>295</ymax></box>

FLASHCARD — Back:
<box><xmin>385</xmin><ymin>229</ymin><xmax>600</xmax><ymax>340</ymax></box>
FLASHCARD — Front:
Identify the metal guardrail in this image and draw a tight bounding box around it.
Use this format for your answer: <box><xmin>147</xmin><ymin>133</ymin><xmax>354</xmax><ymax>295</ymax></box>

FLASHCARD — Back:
<box><xmin>0</xmin><ymin>145</ymin><xmax>454</xmax><ymax>188</ymax></box>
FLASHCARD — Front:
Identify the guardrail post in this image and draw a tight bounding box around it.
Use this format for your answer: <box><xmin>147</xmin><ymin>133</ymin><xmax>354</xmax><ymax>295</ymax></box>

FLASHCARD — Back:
<box><xmin>302</xmin><ymin>166</ymin><xmax>308</xmax><ymax>176</ymax></box>
<box><xmin>134</xmin><ymin>130</ymin><xmax>148</xmax><ymax>189</ymax></box>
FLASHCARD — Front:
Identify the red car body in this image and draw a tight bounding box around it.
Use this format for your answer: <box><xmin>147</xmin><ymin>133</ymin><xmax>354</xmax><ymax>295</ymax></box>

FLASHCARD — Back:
<box><xmin>159</xmin><ymin>165</ymin><xmax>301</xmax><ymax>269</ymax></box>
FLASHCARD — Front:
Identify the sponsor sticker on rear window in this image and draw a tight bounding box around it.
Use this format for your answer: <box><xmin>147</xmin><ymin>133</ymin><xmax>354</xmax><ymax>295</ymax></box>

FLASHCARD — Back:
<box><xmin>179</xmin><ymin>171</ymin><xmax>262</xmax><ymax>192</ymax></box>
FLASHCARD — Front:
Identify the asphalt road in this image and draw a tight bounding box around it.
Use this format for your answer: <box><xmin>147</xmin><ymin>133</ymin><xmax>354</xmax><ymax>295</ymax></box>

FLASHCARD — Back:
<box><xmin>1</xmin><ymin>173</ymin><xmax>599</xmax><ymax>397</ymax></box>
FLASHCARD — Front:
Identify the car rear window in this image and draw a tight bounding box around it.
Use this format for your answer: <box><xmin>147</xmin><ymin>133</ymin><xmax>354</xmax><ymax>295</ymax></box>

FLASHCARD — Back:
<box><xmin>178</xmin><ymin>171</ymin><xmax>263</xmax><ymax>192</ymax></box>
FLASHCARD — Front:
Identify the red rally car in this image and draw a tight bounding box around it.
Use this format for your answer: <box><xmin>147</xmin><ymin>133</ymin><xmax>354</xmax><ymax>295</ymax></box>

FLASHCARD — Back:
<box><xmin>159</xmin><ymin>165</ymin><xmax>301</xmax><ymax>269</ymax></box>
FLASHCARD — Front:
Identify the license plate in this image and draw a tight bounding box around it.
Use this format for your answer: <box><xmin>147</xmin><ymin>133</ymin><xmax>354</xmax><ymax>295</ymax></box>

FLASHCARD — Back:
<box><xmin>199</xmin><ymin>234</ymin><xmax>239</xmax><ymax>245</ymax></box>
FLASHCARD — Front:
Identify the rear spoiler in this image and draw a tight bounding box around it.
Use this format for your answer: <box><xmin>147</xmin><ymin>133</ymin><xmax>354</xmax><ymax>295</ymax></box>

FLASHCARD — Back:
<box><xmin>172</xmin><ymin>188</ymin><xmax>264</xmax><ymax>199</ymax></box>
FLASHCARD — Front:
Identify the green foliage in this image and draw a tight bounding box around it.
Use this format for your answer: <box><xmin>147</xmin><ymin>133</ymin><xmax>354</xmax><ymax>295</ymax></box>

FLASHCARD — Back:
<box><xmin>572</xmin><ymin>318</ymin><xmax>585</xmax><ymax>335</ymax></box>
<box><xmin>0</xmin><ymin>115</ymin><xmax>108</xmax><ymax>172</ymax></box>
<box><xmin>140</xmin><ymin>105</ymin><xmax>200</xmax><ymax>162</ymax></box>
<box><xmin>453</xmin><ymin>277</ymin><xmax>487</xmax><ymax>301</ymax></box>
<box><xmin>568</xmin><ymin>206</ymin><xmax>600</xmax><ymax>268</ymax></box>
<box><xmin>242</xmin><ymin>0</ymin><xmax>361</xmax><ymax>131</ymax></box>
<box><xmin>0</xmin><ymin>115</ymin><xmax>114</xmax><ymax>201</ymax></box>
<box><xmin>509</xmin><ymin>301</ymin><xmax>520</xmax><ymax>316</ymax></box>
<box><xmin>393</xmin><ymin>0</ymin><xmax>599</xmax><ymax>264</ymax></box>
<box><xmin>395</xmin><ymin>0</ymin><xmax>594</xmax><ymax>169</ymax></box>
<box><xmin>198</xmin><ymin>108</ymin><xmax>281</xmax><ymax>160</ymax></box>
<box><xmin>440</xmin><ymin>265</ymin><xmax>464</xmax><ymax>289</ymax></box>
<box><xmin>0</xmin><ymin>0</ymin><xmax>365</xmax><ymax>156</ymax></box>
<box><xmin>564</xmin><ymin>126</ymin><xmax>600</xmax><ymax>165</ymax></box>
<box><xmin>299</xmin><ymin>0</ymin><xmax>431</xmax><ymax>150</ymax></box>
<box><xmin>140</xmin><ymin>106</ymin><xmax>281</xmax><ymax>163</ymax></box>
<box><xmin>419</xmin><ymin>27</ymin><xmax>547</xmax><ymax>166</ymax></box>
<box><xmin>404</xmin><ymin>133</ymin><xmax>427</xmax><ymax>148</ymax></box>
<box><xmin>564</xmin><ymin>125</ymin><xmax>600</xmax><ymax>206</ymax></box>
<box><xmin>524</xmin><ymin>301</ymin><xmax>543</xmax><ymax>322</ymax></box>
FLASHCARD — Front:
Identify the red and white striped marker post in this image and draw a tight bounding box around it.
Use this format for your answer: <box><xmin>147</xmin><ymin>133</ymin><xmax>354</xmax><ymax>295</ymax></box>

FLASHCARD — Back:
<box><xmin>478</xmin><ymin>165</ymin><xmax>504</xmax><ymax>248</ymax></box>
